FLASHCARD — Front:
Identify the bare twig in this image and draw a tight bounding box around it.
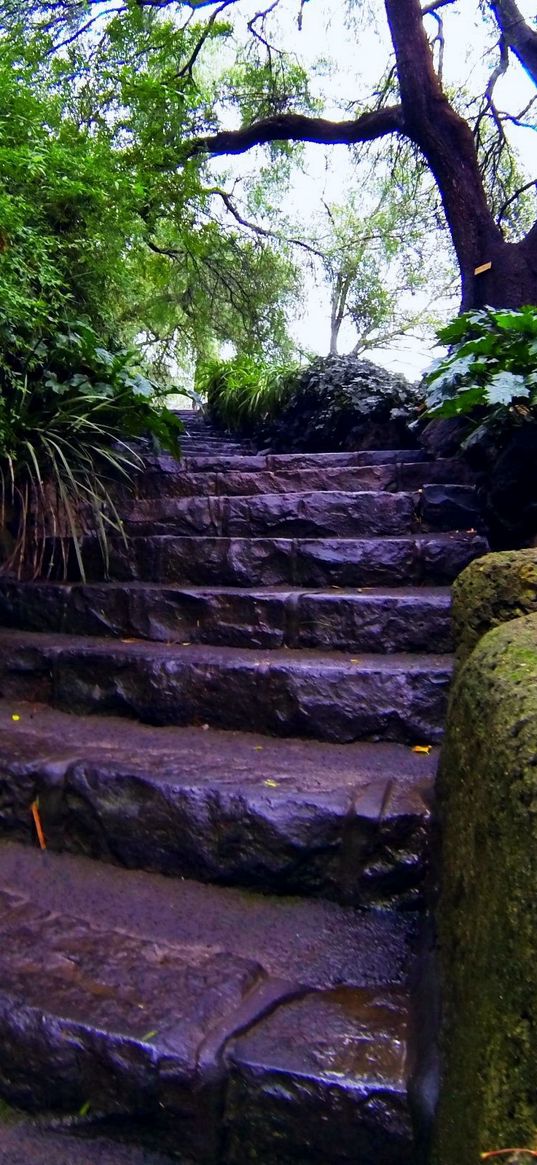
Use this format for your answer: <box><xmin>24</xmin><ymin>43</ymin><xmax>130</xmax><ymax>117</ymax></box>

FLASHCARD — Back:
<box><xmin>497</xmin><ymin>177</ymin><xmax>537</xmax><ymax>224</ymax></box>
<box><xmin>176</xmin><ymin>0</ymin><xmax>236</xmax><ymax>79</ymax></box>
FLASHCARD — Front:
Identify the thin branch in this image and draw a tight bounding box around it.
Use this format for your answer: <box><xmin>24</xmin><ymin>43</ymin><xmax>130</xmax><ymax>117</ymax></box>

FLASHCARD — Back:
<box><xmin>497</xmin><ymin>177</ymin><xmax>537</xmax><ymax>224</ymax></box>
<box><xmin>206</xmin><ymin>188</ymin><xmax>325</xmax><ymax>255</ymax></box>
<box><xmin>175</xmin><ymin>0</ymin><xmax>235</xmax><ymax>79</ymax></box>
<box><xmin>429</xmin><ymin>10</ymin><xmax>445</xmax><ymax>81</ymax></box>
<box><xmin>44</xmin><ymin>5</ymin><xmax>126</xmax><ymax>53</ymax></box>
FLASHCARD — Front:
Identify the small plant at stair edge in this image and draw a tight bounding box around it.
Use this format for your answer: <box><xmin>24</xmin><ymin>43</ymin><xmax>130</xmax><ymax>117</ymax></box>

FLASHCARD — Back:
<box><xmin>0</xmin><ymin>318</ymin><xmax>183</xmax><ymax>580</ymax></box>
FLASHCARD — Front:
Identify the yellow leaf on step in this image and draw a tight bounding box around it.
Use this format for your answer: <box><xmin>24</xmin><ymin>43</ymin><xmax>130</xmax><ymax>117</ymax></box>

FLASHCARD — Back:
<box><xmin>411</xmin><ymin>745</ymin><xmax>432</xmax><ymax>755</ymax></box>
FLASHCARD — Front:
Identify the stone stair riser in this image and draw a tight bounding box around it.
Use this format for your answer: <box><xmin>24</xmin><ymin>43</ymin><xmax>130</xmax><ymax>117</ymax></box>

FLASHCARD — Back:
<box><xmin>50</xmin><ymin>533</ymin><xmax>488</xmax><ymax>587</ymax></box>
<box><xmin>120</xmin><ymin>486</ymin><xmax>481</xmax><ymax>539</ymax></box>
<box><xmin>0</xmin><ymin>741</ymin><xmax>431</xmax><ymax>908</ymax></box>
<box><xmin>0</xmin><ymin>582</ymin><xmax>453</xmax><ymax>653</ymax></box>
<box><xmin>132</xmin><ymin>459</ymin><xmax>476</xmax><ymax>499</ymax></box>
<box><xmin>179</xmin><ymin>449</ymin><xmax>431</xmax><ymax>472</ymax></box>
<box><xmin>0</xmin><ymin>639</ymin><xmax>452</xmax><ymax>743</ymax></box>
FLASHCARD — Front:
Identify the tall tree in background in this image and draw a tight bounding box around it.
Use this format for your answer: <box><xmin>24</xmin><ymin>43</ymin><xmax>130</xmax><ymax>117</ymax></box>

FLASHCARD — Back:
<box><xmin>4</xmin><ymin>0</ymin><xmax>537</xmax><ymax>331</ymax></box>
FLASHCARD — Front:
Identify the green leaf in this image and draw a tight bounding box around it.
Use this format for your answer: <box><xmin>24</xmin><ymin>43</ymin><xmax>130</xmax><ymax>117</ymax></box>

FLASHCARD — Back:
<box><xmin>485</xmin><ymin>371</ymin><xmax>530</xmax><ymax>405</ymax></box>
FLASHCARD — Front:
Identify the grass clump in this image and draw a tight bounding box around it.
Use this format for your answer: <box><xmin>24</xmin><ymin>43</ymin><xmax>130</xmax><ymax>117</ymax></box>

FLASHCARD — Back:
<box><xmin>0</xmin><ymin>318</ymin><xmax>182</xmax><ymax>580</ymax></box>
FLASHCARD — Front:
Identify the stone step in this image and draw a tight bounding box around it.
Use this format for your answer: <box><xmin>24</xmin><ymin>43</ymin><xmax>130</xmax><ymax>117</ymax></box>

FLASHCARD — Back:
<box><xmin>0</xmin><ymin>701</ymin><xmax>435</xmax><ymax>907</ymax></box>
<box><xmin>0</xmin><ymin>1124</ymin><xmax>175</xmax><ymax>1165</ymax></box>
<box><xmin>133</xmin><ymin>458</ymin><xmax>476</xmax><ymax>499</ymax></box>
<box><xmin>120</xmin><ymin>487</ymin><xmax>481</xmax><ymax>539</ymax></box>
<box><xmin>178</xmin><ymin>449</ymin><xmax>430</xmax><ymax>473</ymax></box>
<box><xmin>70</xmin><ymin>531</ymin><xmax>488</xmax><ymax>587</ymax></box>
<box><xmin>0</xmin><ymin>630</ymin><xmax>452</xmax><ymax>743</ymax></box>
<box><xmin>0</xmin><ymin>842</ymin><xmax>426</xmax><ymax>1164</ymax></box>
<box><xmin>0</xmin><ymin>581</ymin><xmax>454</xmax><ymax>653</ymax></box>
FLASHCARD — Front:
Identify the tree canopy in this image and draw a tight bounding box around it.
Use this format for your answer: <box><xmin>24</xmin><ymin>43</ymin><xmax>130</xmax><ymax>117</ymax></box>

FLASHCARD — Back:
<box><xmin>1</xmin><ymin>0</ymin><xmax>536</xmax><ymax>372</ymax></box>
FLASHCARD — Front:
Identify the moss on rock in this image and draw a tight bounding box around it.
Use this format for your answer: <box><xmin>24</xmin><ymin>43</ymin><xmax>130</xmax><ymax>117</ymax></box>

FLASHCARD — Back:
<box><xmin>452</xmin><ymin>549</ymin><xmax>537</xmax><ymax>668</ymax></box>
<box><xmin>435</xmin><ymin>613</ymin><xmax>537</xmax><ymax>1165</ymax></box>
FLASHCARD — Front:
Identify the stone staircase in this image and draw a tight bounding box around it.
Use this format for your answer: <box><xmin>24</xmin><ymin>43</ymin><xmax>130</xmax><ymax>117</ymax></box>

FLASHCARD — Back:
<box><xmin>0</xmin><ymin>411</ymin><xmax>489</xmax><ymax>1164</ymax></box>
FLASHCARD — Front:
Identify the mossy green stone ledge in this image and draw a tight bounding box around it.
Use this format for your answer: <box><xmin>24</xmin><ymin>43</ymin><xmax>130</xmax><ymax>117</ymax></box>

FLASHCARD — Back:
<box><xmin>452</xmin><ymin>549</ymin><xmax>537</xmax><ymax>668</ymax></box>
<box><xmin>435</xmin><ymin>613</ymin><xmax>537</xmax><ymax>1164</ymax></box>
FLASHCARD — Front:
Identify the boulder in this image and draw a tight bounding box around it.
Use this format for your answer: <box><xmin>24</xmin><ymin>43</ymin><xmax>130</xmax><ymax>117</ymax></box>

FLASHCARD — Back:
<box><xmin>452</xmin><ymin>548</ymin><xmax>537</xmax><ymax>667</ymax></box>
<box><xmin>435</xmin><ymin>613</ymin><xmax>537</xmax><ymax>1164</ymax></box>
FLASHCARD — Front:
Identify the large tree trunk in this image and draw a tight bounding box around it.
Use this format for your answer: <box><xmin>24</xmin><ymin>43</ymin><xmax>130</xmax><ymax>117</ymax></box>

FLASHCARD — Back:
<box><xmin>464</xmin><ymin>231</ymin><xmax>537</xmax><ymax>311</ymax></box>
<box><xmin>384</xmin><ymin>0</ymin><xmax>511</xmax><ymax>311</ymax></box>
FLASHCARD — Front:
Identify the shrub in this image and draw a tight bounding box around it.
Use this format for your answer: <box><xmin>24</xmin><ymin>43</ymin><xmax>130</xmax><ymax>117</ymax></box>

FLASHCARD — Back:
<box><xmin>202</xmin><ymin>353</ymin><xmax>422</xmax><ymax>452</ymax></box>
<box><xmin>0</xmin><ymin>319</ymin><xmax>182</xmax><ymax>578</ymax></box>
<box><xmin>425</xmin><ymin>306</ymin><xmax>537</xmax><ymax>423</ymax></box>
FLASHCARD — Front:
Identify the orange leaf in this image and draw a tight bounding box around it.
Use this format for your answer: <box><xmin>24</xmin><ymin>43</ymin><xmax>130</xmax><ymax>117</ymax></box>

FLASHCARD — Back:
<box><xmin>31</xmin><ymin>800</ymin><xmax>46</xmax><ymax>851</ymax></box>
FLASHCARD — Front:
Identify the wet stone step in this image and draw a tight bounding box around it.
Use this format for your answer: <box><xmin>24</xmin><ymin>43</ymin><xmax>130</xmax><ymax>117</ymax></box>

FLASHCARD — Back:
<box><xmin>122</xmin><ymin>490</ymin><xmax>420</xmax><ymax>539</ymax></box>
<box><xmin>0</xmin><ymin>1124</ymin><xmax>175</xmax><ymax>1165</ymax></box>
<box><xmin>132</xmin><ymin>459</ymin><xmax>476</xmax><ymax>499</ymax></box>
<box><xmin>179</xmin><ymin>449</ymin><xmax>430</xmax><ymax>472</ymax></box>
<box><xmin>0</xmin><ymin>630</ymin><xmax>452</xmax><ymax>743</ymax></box>
<box><xmin>0</xmin><ymin>581</ymin><xmax>454</xmax><ymax>653</ymax></box>
<box><xmin>0</xmin><ymin>844</ymin><xmax>423</xmax><ymax>1164</ymax></box>
<box><xmin>120</xmin><ymin>487</ymin><xmax>482</xmax><ymax>539</ymax></box>
<box><xmin>64</xmin><ymin>531</ymin><xmax>489</xmax><ymax>587</ymax></box>
<box><xmin>0</xmin><ymin>701</ymin><xmax>436</xmax><ymax>907</ymax></box>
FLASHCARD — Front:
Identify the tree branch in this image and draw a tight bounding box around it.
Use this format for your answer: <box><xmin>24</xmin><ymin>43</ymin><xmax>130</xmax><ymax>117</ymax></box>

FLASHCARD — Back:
<box><xmin>497</xmin><ymin>177</ymin><xmax>537</xmax><ymax>225</ymax></box>
<box><xmin>205</xmin><ymin>188</ymin><xmax>325</xmax><ymax>255</ymax></box>
<box><xmin>490</xmin><ymin>0</ymin><xmax>537</xmax><ymax>89</ymax></box>
<box><xmin>175</xmin><ymin>0</ymin><xmax>235</xmax><ymax>78</ymax></box>
<box><xmin>189</xmin><ymin>105</ymin><xmax>405</xmax><ymax>157</ymax></box>
<box><xmin>421</xmin><ymin>0</ymin><xmax>456</xmax><ymax>15</ymax></box>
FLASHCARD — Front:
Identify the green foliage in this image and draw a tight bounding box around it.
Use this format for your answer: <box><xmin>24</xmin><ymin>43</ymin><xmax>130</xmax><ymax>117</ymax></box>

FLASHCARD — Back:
<box><xmin>198</xmin><ymin>354</ymin><xmax>299</xmax><ymax>433</ymax></box>
<box><xmin>0</xmin><ymin>320</ymin><xmax>183</xmax><ymax>580</ymax></box>
<box><xmin>202</xmin><ymin>351</ymin><xmax>421</xmax><ymax>453</ymax></box>
<box><xmin>425</xmin><ymin>307</ymin><xmax>537</xmax><ymax>423</ymax></box>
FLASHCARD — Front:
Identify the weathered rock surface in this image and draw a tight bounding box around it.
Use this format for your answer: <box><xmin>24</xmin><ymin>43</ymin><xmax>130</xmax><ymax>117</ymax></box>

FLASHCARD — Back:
<box><xmin>0</xmin><ymin>629</ymin><xmax>452</xmax><ymax>743</ymax></box>
<box><xmin>451</xmin><ymin>548</ymin><xmax>537</xmax><ymax>665</ymax></box>
<box><xmin>436</xmin><ymin>613</ymin><xmax>537</xmax><ymax>1165</ymax></box>
<box><xmin>0</xmin><ymin>701</ymin><xmax>435</xmax><ymax>907</ymax></box>
<box><xmin>0</xmin><ymin>414</ymin><xmax>490</xmax><ymax>1162</ymax></box>
<box><xmin>0</xmin><ymin>581</ymin><xmax>454</xmax><ymax>653</ymax></box>
<box><xmin>52</xmin><ymin>531</ymin><xmax>488</xmax><ymax>587</ymax></box>
<box><xmin>0</xmin><ymin>844</ymin><xmax>421</xmax><ymax>1162</ymax></box>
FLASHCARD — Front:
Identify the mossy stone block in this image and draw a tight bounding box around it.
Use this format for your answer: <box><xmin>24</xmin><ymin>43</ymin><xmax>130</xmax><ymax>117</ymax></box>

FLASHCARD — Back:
<box><xmin>435</xmin><ymin>613</ymin><xmax>537</xmax><ymax>1164</ymax></box>
<box><xmin>452</xmin><ymin>549</ymin><xmax>537</xmax><ymax>667</ymax></box>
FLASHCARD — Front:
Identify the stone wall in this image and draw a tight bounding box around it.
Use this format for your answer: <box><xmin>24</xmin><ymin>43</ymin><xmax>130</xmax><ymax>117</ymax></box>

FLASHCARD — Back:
<box><xmin>435</xmin><ymin>551</ymin><xmax>537</xmax><ymax>1163</ymax></box>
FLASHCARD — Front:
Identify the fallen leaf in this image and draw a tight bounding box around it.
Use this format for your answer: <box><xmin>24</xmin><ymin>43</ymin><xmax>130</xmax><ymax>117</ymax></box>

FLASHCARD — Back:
<box><xmin>141</xmin><ymin>1030</ymin><xmax>158</xmax><ymax>1041</ymax></box>
<box><xmin>254</xmin><ymin>745</ymin><xmax>264</xmax><ymax>751</ymax></box>
<box><xmin>31</xmin><ymin>800</ymin><xmax>46</xmax><ymax>850</ymax></box>
<box><xmin>264</xmin><ymin>779</ymin><xmax>279</xmax><ymax>788</ymax></box>
<box><xmin>79</xmin><ymin>1100</ymin><xmax>91</xmax><ymax>1117</ymax></box>
<box><xmin>411</xmin><ymin>745</ymin><xmax>432</xmax><ymax>755</ymax></box>
<box><xmin>11</xmin><ymin>714</ymin><xmax>20</xmax><ymax>722</ymax></box>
